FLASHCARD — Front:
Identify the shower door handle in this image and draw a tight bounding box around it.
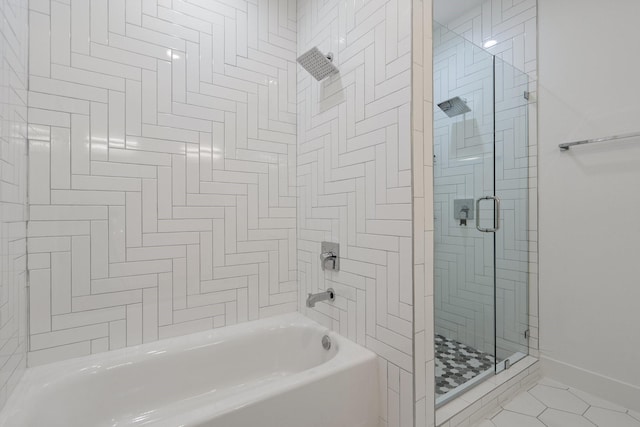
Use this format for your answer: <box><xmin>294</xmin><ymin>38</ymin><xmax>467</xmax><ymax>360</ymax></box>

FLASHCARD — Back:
<box><xmin>476</xmin><ymin>196</ymin><xmax>500</xmax><ymax>233</ymax></box>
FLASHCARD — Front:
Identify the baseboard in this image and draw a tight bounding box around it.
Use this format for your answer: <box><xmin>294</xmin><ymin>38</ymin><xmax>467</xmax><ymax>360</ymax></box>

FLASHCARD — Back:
<box><xmin>541</xmin><ymin>356</ymin><xmax>640</xmax><ymax>412</ymax></box>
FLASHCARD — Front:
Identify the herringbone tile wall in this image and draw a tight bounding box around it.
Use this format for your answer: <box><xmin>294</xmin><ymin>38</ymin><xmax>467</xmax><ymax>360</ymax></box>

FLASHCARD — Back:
<box><xmin>26</xmin><ymin>0</ymin><xmax>299</xmax><ymax>365</ymax></box>
<box><xmin>23</xmin><ymin>0</ymin><xmax>440</xmax><ymax>425</ymax></box>
<box><xmin>0</xmin><ymin>0</ymin><xmax>28</xmax><ymax>409</ymax></box>
<box><xmin>296</xmin><ymin>1</ymin><xmax>417</xmax><ymax>426</ymax></box>
<box><xmin>442</xmin><ymin>0</ymin><xmax>537</xmax><ymax>79</ymax></box>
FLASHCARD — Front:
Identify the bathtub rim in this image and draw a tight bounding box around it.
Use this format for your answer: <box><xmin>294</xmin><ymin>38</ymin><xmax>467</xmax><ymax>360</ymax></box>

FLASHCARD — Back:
<box><xmin>0</xmin><ymin>312</ymin><xmax>378</xmax><ymax>426</ymax></box>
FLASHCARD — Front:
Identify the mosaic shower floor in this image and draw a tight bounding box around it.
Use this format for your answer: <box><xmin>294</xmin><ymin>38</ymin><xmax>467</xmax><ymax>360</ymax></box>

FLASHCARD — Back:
<box><xmin>435</xmin><ymin>334</ymin><xmax>496</xmax><ymax>397</ymax></box>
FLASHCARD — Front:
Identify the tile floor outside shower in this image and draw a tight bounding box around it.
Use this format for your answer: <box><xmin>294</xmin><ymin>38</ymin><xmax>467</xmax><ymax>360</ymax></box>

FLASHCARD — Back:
<box><xmin>472</xmin><ymin>378</ymin><xmax>640</xmax><ymax>427</ymax></box>
<box><xmin>436</xmin><ymin>335</ymin><xmax>497</xmax><ymax>397</ymax></box>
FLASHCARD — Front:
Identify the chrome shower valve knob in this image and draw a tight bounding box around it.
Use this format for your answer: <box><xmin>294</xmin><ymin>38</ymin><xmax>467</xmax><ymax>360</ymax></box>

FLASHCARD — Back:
<box><xmin>320</xmin><ymin>251</ymin><xmax>337</xmax><ymax>270</ymax></box>
<box><xmin>319</xmin><ymin>242</ymin><xmax>340</xmax><ymax>271</ymax></box>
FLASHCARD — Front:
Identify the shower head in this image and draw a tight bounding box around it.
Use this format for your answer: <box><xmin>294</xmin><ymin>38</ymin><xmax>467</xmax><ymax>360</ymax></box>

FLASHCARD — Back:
<box><xmin>437</xmin><ymin>97</ymin><xmax>471</xmax><ymax>118</ymax></box>
<box><xmin>297</xmin><ymin>47</ymin><xmax>339</xmax><ymax>81</ymax></box>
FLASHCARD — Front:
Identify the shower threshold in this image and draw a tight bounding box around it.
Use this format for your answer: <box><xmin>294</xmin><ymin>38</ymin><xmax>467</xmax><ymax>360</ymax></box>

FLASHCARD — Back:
<box><xmin>435</xmin><ymin>356</ymin><xmax>539</xmax><ymax>426</ymax></box>
<box><xmin>436</xmin><ymin>366</ymin><xmax>494</xmax><ymax>407</ymax></box>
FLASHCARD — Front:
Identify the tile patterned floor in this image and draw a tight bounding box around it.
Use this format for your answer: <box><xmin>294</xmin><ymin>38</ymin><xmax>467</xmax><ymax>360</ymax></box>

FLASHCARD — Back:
<box><xmin>435</xmin><ymin>335</ymin><xmax>496</xmax><ymax>396</ymax></box>
<box><xmin>473</xmin><ymin>378</ymin><xmax>640</xmax><ymax>427</ymax></box>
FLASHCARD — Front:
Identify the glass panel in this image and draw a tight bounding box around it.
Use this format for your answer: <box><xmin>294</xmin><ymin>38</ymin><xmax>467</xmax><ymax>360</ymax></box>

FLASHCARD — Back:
<box><xmin>493</xmin><ymin>56</ymin><xmax>530</xmax><ymax>370</ymax></box>
<box><xmin>433</xmin><ymin>22</ymin><xmax>497</xmax><ymax>405</ymax></box>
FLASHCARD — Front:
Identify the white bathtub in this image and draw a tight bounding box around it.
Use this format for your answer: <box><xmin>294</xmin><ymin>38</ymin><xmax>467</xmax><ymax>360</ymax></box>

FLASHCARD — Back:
<box><xmin>0</xmin><ymin>313</ymin><xmax>378</xmax><ymax>427</ymax></box>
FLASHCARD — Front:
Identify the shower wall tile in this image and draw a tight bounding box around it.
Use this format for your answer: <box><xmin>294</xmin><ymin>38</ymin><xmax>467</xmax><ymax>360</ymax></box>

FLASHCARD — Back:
<box><xmin>413</xmin><ymin>1</ymin><xmax>436</xmax><ymax>425</ymax></box>
<box><xmin>296</xmin><ymin>1</ymin><xmax>416</xmax><ymax>426</ymax></box>
<box><xmin>27</xmin><ymin>0</ymin><xmax>298</xmax><ymax>365</ymax></box>
<box><xmin>0</xmin><ymin>0</ymin><xmax>29</xmax><ymax>409</ymax></box>
<box><xmin>443</xmin><ymin>0</ymin><xmax>537</xmax><ymax>79</ymax></box>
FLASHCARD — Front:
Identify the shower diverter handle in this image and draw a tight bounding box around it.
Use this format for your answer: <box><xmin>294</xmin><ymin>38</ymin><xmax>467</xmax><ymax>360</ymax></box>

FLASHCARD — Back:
<box><xmin>475</xmin><ymin>196</ymin><xmax>500</xmax><ymax>233</ymax></box>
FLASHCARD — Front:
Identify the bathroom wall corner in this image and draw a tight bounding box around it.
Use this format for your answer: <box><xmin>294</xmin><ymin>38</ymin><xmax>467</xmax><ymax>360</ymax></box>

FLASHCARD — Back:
<box><xmin>412</xmin><ymin>0</ymin><xmax>435</xmax><ymax>426</ymax></box>
<box><xmin>296</xmin><ymin>1</ymin><xmax>417</xmax><ymax>426</ymax></box>
<box><xmin>0</xmin><ymin>0</ymin><xmax>29</xmax><ymax>410</ymax></box>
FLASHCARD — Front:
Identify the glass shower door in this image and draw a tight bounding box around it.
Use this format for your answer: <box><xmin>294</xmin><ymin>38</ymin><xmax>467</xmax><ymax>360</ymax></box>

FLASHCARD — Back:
<box><xmin>493</xmin><ymin>57</ymin><xmax>531</xmax><ymax>370</ymax></box>
<box><xmin>434</xmin><ymin>22</ymin><xmax>531</xmax><ymax>405</ymax></box>
<box><xmin>433</xmin><ymin>22</ymin><xmax>498</xmax><ymax>405</ymax></box>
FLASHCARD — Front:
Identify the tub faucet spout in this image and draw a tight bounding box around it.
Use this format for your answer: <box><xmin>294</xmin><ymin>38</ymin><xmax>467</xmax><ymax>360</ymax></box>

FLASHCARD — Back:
<box><xmin>306</xmin><ymin>288</ymin><xmax>335</xmax><ymax>308</ymax></box>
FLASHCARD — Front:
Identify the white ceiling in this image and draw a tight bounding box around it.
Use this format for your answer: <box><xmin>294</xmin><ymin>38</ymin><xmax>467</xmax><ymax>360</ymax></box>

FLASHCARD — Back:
<box><xmin>434</xmin><ymin>0</ymin><xmax>486</xmax><ymax>25</ymax></box>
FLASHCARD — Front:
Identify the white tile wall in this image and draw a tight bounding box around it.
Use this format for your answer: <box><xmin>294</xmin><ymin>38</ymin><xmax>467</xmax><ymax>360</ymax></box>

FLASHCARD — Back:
<box><xmin>0</xmin><ymin>0</ymin><xmax>29</xmax><ymax>409</ymax></box>
<box><xmin>296</xmin><ymin>1</ymin><xmax>416</xmax><ymax>426</ymax></box>
<box><xmin>27</xmin><ymin>0</ymin><xmax>299</xmax><ymax>365</ymax></box>
<box><xmin>442</xmin><ymin>0</ymin><xmax>537</xmax><ymax>80</ymax></box>
<box><xmin>413</xmin><ymin>1</ymin><xmax>436</xmax><ymax>426</ymax></box>
<box><xmin>23</xmin><ymin>2</ymin><xmax>443</xmax><ymax>425</ymax></box>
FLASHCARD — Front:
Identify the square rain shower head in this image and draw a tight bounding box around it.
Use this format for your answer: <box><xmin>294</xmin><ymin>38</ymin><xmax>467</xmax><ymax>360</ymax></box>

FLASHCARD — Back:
<box><xmin>297</xmin><ymin>47</ymin><xmax>339</xmax><ymax>81</ymax></box>
<box><xmin>437</xmin><ymin>96</ymin><xmax>471</xmax><ymax>118</ymax></box>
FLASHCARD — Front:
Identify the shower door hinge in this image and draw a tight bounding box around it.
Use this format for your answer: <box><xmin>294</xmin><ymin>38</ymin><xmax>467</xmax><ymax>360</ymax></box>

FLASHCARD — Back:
<box><xmin>523</xmin><ymin>91</ymin><xmax>530</xmax><ymax>100</ymax></box>
<box><xmin>524</xmin><ymin>329</ymin><xmax>530</xmax><ymax>339</ymax></box>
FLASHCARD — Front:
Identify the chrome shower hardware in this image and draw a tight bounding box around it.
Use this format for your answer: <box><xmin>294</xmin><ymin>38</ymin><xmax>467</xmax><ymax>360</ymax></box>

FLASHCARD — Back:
<box><xmin>320</xmin><ymin>251</ymin><xmax>337</xmax><ymax>270</ymax></box>
<box><xmin>320</xmin><ymin>241</ymin><xmax>340</xmax><ymax>271</ymax></box>
<box><xmin>306</xmin><ymin>288</ymin><xmax>335</xmax><ymax>308</ymax></box>
<box><xmin>459</xmin><ymin>206</ymin><xmax>469</xmax><ymax>226</ymax></box>
<box><xmin>476</xmin><ymin>196</ymin><xmax>501</xmax><ymax>233</ymax></box>
<box><xmin>454</xmin><ymin>199</ymin><xmax>474</xmax><ymax>226</ymax></box>
<box><xmin>437</xmin><ymin>96</ymin><xmax>471</xmax><ymax>118</ymax></box>
<box><xmin>321</xmin><ymin>335</ymin><xmax>332</xmax><ymax>350</ymax></box>
<box><xmin>297</xmin><ymin>47</ymin><xmax>339</xmax><ymax>81</ymax></box>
